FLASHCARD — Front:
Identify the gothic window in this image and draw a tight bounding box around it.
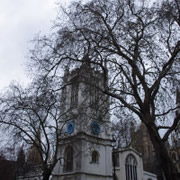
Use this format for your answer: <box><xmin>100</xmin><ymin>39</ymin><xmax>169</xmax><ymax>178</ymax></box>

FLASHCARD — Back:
<box><xmin>89</xmin><ymin>77</ymin><xmax>100</xmax><ymax>109</ymax></box>
<box><xmin>91</xmin><ymin>150</ymin><xmax>99</xmax><ymax>163</ymax></box>
<box><xmin>113</xmin><ymin>153</ymin><xmax>120</xmax><ymax>167</ymax></box>
<box><xmin>125</xmin><ymin>154</ymin><xmax>137</xmax><ymax>180</ymax></box>
<box><xmin>64</xmin><ymin>146</ymin><xmax>73</xmax><ymax>172</ymax></box>
<box><xmin>71</xmin><ymin>79</ymin><xmax>78</xmax><ymax>107</ymax></box>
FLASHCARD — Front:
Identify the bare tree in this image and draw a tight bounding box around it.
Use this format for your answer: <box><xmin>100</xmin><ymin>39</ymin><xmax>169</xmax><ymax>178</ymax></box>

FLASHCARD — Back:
<box><xmin>112</xmin><ymin>108</ymin><xmax>137</xmax><ymax>148</ymax></box>
<box><xmin>0</xmin><ymin>78</ymin><xmax>70</xmax><ymax>180</ymax></box>
<box><xmin>27</xmin><ymin>0</ymin><xmax>180</xmax><ymax>179</ymax></box>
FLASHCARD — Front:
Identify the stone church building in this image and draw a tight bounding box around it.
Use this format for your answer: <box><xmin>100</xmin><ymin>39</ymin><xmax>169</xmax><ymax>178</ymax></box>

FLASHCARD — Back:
<box><xmin>17</xmin><ymin>61</ymin><xmax>157</xmax><ymax>180</ymax></box>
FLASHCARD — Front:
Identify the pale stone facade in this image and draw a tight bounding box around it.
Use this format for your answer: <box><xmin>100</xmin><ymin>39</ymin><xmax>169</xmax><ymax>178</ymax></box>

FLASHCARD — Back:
<box><xmin>17</xmin><ymin>63</ymin><xmax>157</xmax><ymax>180</ymax></box>
<box><xmin>52</xmin><ymin>62</ymin><xmax>113</xmax><ymax>180</ymax></box>
<box><xmin>52</xmin><ymin>63</ymin><xmax>157</xmax><ymax>180</ymax></box>
<box><xmin>114</xmin><ymin>148</ymin><xmax>157</xmax><ymax>180</ymax></box>
<box><xmin>52</xmin><ymin>133</ymin><xmax>113</xmax><ymax>180</ymax></box>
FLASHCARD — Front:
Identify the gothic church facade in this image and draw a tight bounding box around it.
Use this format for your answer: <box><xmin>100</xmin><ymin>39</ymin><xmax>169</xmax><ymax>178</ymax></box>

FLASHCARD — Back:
<box><xmin>17</xmin><ymin>62</ymin><xmax>157</xmax><ymax>180</ymax></box>
<box><xmin>52</xmin><ymin>62</ymin><xmax>112</xmax><ymax>180</ymax></box>
<box><xmin>51</xmin><ymin>62</ymin><xmax>156</xmax><ymax>180</ymax></box>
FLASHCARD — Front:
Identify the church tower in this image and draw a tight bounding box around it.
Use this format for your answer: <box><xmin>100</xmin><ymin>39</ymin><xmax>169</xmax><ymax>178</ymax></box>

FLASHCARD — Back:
<box><xmin>53</xmin><ymin>57</ymin><xmax>113</xmax><ymax>180</ymax></box>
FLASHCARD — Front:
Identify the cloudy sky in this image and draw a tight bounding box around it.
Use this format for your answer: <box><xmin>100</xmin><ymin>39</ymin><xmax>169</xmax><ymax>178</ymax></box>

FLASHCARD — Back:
<box><xmin>0</xmin><ymin>0</ymin><xmax>73</xmax><ymax>91</ymax></box>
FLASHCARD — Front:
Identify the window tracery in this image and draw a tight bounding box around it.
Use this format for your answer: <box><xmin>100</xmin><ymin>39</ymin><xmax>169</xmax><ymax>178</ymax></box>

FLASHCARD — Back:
<box><xmin>125</xmin><ymin>154</ymin><xmax>137</xmax><ymax>180</ymax></box>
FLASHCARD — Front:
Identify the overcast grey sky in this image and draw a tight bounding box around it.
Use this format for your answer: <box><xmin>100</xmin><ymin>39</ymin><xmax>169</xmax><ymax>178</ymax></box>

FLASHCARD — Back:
<box><xmin>0</xmin><ymin>0</ymin><xmax>73</xmax><ymax>91</ymax></box>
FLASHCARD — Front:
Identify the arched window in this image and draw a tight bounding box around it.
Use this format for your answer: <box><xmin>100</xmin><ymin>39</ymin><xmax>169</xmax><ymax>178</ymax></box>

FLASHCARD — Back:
<box><xmin>70</xmin><ymin>78</ymin><xmax>79</xmax><ymax>107</ymax></box>
<box><xmin>91</xmin><ymin>150</ymin><xmax>99</xmax><ymax>163</ymax></box>
<box><xmin>125</xmin><ymin>154</ymin><xmax>137</xmax><ymax>180</ymax></box>
<box><xmin>113</xmin><ymin>152</ymin><xmax>120</xmax><ymax>167</ymax></box>
<box><xmin>64</xmin><ymin>146</ymin><xmax>73</xmax><ymax>172</ymax></box>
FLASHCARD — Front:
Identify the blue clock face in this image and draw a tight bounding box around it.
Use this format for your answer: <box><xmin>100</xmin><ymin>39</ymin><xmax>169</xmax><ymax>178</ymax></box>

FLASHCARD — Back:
<box><xmin>91</xmin><ymin>121</ymin><xmax>101</xmax><ymax>135</ymax></box>
<box><xmin>66</xmin><ymin>121</ymin><xmax>74</xmax><ymax>134</ymax></box>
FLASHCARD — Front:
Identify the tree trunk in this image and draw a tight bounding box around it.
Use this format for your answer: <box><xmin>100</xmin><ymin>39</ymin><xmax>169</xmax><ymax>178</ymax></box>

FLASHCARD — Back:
<box><xmin>42</xmin><ymin>169</ymin><xmax>51</xmax><ymax>180</ymax></box>
<box><xmin>146</xmin><ymin>123</ymin><xmax>180</xmax><ymax>180</ymax></box>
